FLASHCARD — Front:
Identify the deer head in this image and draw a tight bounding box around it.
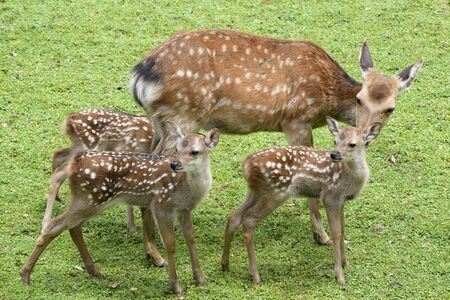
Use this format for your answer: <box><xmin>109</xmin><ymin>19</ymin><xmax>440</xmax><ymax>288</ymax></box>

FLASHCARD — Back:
<box><xmin>326</xmin><ymin>117</ymin><xmax>381</xmax><ymax>162</ymax></box>
<box><xmin>356</xmin><ymin>41</ymin><xmax>423</xmax><ymax>129</ymax></box>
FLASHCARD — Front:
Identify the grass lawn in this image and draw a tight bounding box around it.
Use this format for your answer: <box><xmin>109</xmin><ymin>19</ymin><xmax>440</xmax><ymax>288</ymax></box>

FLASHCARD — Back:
<box><xmin>1</xmin><ymin>0</ymin><xmax>448</xmax><ymax>298</ymax></box>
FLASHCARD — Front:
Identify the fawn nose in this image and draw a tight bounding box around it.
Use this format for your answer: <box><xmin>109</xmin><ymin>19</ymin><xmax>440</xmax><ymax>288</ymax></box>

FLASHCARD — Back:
<box><xmin>330</xmin><ymin>151</ymin><xmax>342</xmax><ymax>162</ymax></box>
<box><xmin>170</xmin><ymin>160</ymin><xmax>183</xmax><ymax>171</ymax></box>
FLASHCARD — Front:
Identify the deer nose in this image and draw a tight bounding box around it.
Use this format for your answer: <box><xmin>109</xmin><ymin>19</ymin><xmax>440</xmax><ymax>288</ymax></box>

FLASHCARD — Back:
<box><xmin>330</xmin><ymin>151</ymin><xmax>342</xmax><ymax>162</ymax></box>
<box><xmin>170</xmin><ymin>160</ymin><xmax>183</xmax><ymax>171</ymax></box>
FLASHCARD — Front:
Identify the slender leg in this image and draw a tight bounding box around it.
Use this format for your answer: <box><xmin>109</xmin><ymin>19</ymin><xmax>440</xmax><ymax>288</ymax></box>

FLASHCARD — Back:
<box><xmin>340</xmin><ymin>210</ymin><xmax>348</xmax><ymax>268</ymax></box>
<box><xmin>42</xmin><ymin>165</ymin><xmax>67</xmax><ymax>233</ymax></box>
<box><xmin>21</xmin><ymin>214</ymin><xmax>68</xmax><ymax>284</ymax></box>
<box><xmin>152</xmin><ymin>209</ymin><xmax>182</xmax><ymax>294</ymax></box>
<box><xmin>324</xmin><ymin>198</ymin><xmax>345</xmax><ymax>285</ymax></box>
<box><xmin>241</xmin><ymin>194</ymin><xmax>286</xmax><ymax>284</ymax></box>
<box><xmin>69</xmin><ymin>224</ymin><xmax>101</xmax><ymax>279</ymax></box>
<box><xmin>309</xmin><ymin>198</ymin><xmax>332</xmax><ymax>245</ymax></box>
<box><xmin>178</xmin><ymin>210</ymin><xmax>206</xmax><ymax>285</ymax></box>
<box><xmin>140</xmin><ymin>207</ymin><xmax>166</xmax><ymax>267</ymax></box>
<box><xmin>127</xmin><ymin>206</ymin><xmax>136</xmax><ymax>235</ymax></box>
<box><xmin>283</xmin><ymin>122</ymin><xmax>331</xmax><ymax>245</ymax></box>
<box><xmin>221</xmin><ymin>191</ymin><xmax>257</xmax><ymax>271</ymax></box>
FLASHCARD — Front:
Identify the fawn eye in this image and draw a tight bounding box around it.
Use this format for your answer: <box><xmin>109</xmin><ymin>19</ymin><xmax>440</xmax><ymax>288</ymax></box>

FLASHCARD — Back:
<box><xmin>349</xmin><ymin>143</ymin><xmax>356</xmax><ymax>148</ymax></box>
<box><xmin>356</xmin><ymin>97</ymin><xmax>361</xmax><ymax>105</ymax></box>
<box><xmin>191</xmin><ymin>150</ymin><xmax>199</xmax><ymax>156</ymax></box>
<box><xmin>385</xmin><ymin>107</ymin><xmax>395</xmax><ymax>114</ymax></box>
<box><xmin>333</xmin><ymin>140</ymin><xmax>337</xmax><ymax>145</ymax></box>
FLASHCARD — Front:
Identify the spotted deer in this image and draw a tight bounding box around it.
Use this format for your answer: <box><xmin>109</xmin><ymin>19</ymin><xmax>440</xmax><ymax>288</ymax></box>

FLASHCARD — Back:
<box><xmin>129</xmin><ymin>29</ymin><xmax>423</xmax><ymax>245</ymax></box>
<box><xmin>44</xmin><ymin>108</ymin><xmax>154</xmax><ymax>235</ymax></box>
<box><xmin>21</xmin><ymin>125</ymin><xmax>219</xmax><ymax>295</ymax></box>
<box><xmin>221</xmin><ymin>117</ymin><xmax>381</xmax><ymax>285</ymax></box>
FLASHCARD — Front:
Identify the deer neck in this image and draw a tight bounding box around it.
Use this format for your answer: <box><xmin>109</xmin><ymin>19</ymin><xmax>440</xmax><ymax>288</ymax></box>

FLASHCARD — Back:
<box><xmin>339</xmin><ymin>151</ymin><xmax>369</xmax><ymax>198</ymax></box>
<box><xmin>183</xmin><ymin>157</ymin><xmax>213</xmax><ymax>202</ymax></box>
<box><xmin>328</xmin><ymin>78</ymin><xmax>362</xmax><ymax>127</ymax></box>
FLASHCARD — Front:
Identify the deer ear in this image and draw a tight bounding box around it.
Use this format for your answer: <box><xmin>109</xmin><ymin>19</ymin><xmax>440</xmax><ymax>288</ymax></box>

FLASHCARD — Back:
<box><xmin>326</xmin><ymin>117</ymin><xmax>340</xmax><ymax>136</ymax></box>
<box><xmin>205</xmin><ymin>128</ymin><xmax>219</xmax><ymax>149</ymax></box>
<box><xmin>360</xmin><ymin>40</ymin><xmax>374</xmax><ymax>77</ymax></box>
<box><xmin>398</xmin><ymin>59</ymin><xmax>423</xmax><ymax>91</ymax></box>
<box><xmin>363</xmin><ymin>122</ymin><xmax>381</xmax><ymax>143</ymax></box>
<box><xmin>166</xmin><ymin>121</ymin><xmax>185</xmax><ymax>144</ymax></box>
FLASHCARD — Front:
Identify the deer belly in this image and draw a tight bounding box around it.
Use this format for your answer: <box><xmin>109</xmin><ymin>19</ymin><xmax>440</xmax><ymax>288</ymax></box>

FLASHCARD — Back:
<box><xmin>206</xmin><ymin>105</ymin><xmax>278</xmax><ymax>133</ymax></box>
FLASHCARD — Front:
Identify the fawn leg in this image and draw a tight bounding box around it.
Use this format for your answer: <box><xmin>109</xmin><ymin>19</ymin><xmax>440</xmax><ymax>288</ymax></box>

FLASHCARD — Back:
<box><xmin>69</xmin><ymin>224</ymin><xmax>101</xmax><ymax>279</ymax></box>
<box><xmin>221</xmin><ymin>191</ymin><xmax>257</xmax><ymax>271</ymax></box>
<box><xmin>42</xmin><ymin>165</ymin><xmax>67</xmax><ymax>233</ymax></box>
<box><xmin>140</xmin><ymin>207</ymin><xmax>166</xmax><ymax>267</ymax></box>
<box><xmin>21</xmin><ymin>214</ymin><xmax>68</xmax><ymax>284</ymax></box>
<box><xmin>309</xmin><ymin>197</ymin><xmax>332</xmax><ymax>245</ymax></box>
<box><xmin>179</xmin><ymin>210</ymin><xmax>205</xmax><ymax>285</ymax></box>
<box><xmin>340</xmin><ymin>210</ymin><xmax>348</xmax><ymax>268</ymax></box>
<box><xmin>242</xmin><ymin>194</ymin><xmax>285</xmax><ymax>284</ymax></box>
<box><xmin>324</xmin><ymin>198</ymin><xmax>345</xmax><ymax>285</ymax></box>
<box><xmin>127</xmin><ymin>206</ymin><xmax>136</xmax><ymax>235</ymax></box>
<box><xmin>152</xmin><ymin>209</ymin><xmax>182</xmax><ymax>294</ymax></box>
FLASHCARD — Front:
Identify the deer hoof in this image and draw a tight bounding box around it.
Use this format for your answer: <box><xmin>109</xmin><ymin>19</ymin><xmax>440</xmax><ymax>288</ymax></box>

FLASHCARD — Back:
<box><xmin>171</xmin><ymin>282</ymin><xmax>183</xmax><ymax>295</ymax></box>
<box><xmin>313</xmin><ymin>233</ymin><xmax>332</xmax><ymax>246</ymax></box>
<box><xmin>20</xmin><ymin>272</ymin><xmax>30</xmax><ymax>285</ymax></box>
<box><xmin>195</xmin><ymin>276</ymin><xmax>207</xmax><ymax>286</ymax></box>
<box><xmin>221</xmin><ymin>261</ymin><xmax>229</xmax><ymax>272</ymax></box>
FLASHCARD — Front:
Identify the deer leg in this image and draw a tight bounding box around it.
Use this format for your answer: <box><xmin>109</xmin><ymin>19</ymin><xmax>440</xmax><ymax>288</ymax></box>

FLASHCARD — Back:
<box><xmin>69</xmin><ymin>224</ymin><xmax>101</xmax><ymax>279</ymax></box>
<box><xmin>127</xmin><ymin>206</ymin><xmax>136</xmax><ymax>235</ymax></box>
<box><xmin>152</xmin><ymin>209</ymin><xmax>182</xmax><ymax>294</ymax></box>
<box><xmin>309</xmin><ymin>198</ymin><xmax>332</xmax><ymax>245</ymax></box>
<box><xmin>283</xmin><ymin>122</ymin><xmax>331</xmax><ymax>246</ymax></box>
<box><xmin>52</xmin><ymin>147</ymin><xmax>71</xmax><ymax>172</ymax></box>
<box><xmin>221</xmin><ymin>191</ymin><xmax>257</xmax><ymax>271</ymax></box>
<box><xmin>242</xmin><ymin>194</ymin><xmax>285</xmax><ymax>284</ymax></box>
<box><xmin>140</xmin><ymin>207</ymin><xmax>166</xmax><ymax>267</ymax></box>
<box><xmin>21</xmin><ymin>214</ymin><xmax>68</xmax><ymax>284</ymax></box>
<box><xmin>324</xmin><ymin>198</ymin><xmax>346</xmax><ymax>285</ymax></box>
<box><xmin>340</xmin><ymin>210</ymin><xmax>348</xmax><ymax>268</ymax></box>
<box><xmin>42</xmin><ymin>165</ymin><xmax>67</xmax><ymax>233</ymax></box>
<box><xmin>178</xmin><ymin>210</ymin><xmax>206</xmax><ymax>285</ymax></box>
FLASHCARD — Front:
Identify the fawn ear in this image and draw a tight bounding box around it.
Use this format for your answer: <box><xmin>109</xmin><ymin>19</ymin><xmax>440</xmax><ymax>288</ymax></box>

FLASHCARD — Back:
<box><xmin>326</xmin><ymin>117</ymin><xmax>340</xmax><ymax>136</ymax></box>
<box><xmin>398</xmin><ymin>59</ymin><xmax>423</xmax><ymax>91</ymax></box>
<box><xmin>363</xmin><ymin>122</ymin><xmax>381</xmax><ymax>144</ymax></box>
<box><xmin>360</xmin><ymin>40</ymin><xmax>374</xmax><ymax>77</ymax></box>
<box><xmin>205</xmin><ymin>128</ymin><xmax>219</xmax><ymax>149</ymax></box>
<box><xmin>166</xmin><ymin>121</ymin><xmax>185</xmax><ymax>144</ymax></box>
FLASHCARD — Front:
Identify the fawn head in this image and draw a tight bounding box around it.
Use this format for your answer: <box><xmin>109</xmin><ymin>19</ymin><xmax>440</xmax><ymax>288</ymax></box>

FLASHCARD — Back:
<box><xmin>326</xmin><ymin>117</ymin><xmax>381</xmax><ymax>162</ymax></box>
<box><xmin>356</xmin><ymin>41</ymin><xmax>423</xmax><ymax>130</ymax></box>
<box><xmin>167</xmin><ymin>122</ymin><xmax>219</xmax><ymax>172</ymax></box>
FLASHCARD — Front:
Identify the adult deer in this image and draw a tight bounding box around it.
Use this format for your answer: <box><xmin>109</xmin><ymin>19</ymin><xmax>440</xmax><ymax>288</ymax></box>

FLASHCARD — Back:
<box><xmin>45</xmin><ymin>108</ymin><xmax>153</xmax><ymax>235</ymax></box>
<box><xmin>221</xmin><ymin>118</ymin><xmax>381</xmax><ymax>285</ymax></box>
<box><xmin>22</xmin><ymin>125</ymin><xmax>219</xmax><ymax>295</ymax></box>
<box><xmin>130</xmin><ymin>29</ymin><xmax>422</xmax><ymax>244</ymax></box>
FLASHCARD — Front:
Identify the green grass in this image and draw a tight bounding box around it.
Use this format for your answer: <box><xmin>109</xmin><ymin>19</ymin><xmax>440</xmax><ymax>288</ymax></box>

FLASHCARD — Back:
<box><xmin>1</xmin><ymin>0</ymin><xmax>449</xmax><ymax>298</ymax></box>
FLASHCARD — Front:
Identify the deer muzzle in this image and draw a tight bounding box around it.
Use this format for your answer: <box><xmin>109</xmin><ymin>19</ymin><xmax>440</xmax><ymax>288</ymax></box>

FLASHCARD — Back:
<box><xmin>330</xmin><ymin>151</ymin><xmax>342</xmax><ymax>162</ymax></box>
<box><xmin>170</xmin><ymin>160</ymin><xmax>183</xmax><ymax>171</ymax></box>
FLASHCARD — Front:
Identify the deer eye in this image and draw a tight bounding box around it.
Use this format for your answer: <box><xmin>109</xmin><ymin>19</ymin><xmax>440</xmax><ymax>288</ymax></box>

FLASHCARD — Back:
<box><xmin>333</xmin><ymin>140</ymin><xmax>336</xmax><ymax>145</ymax></box>
<box><xmin>349</xmin><ymin>143</ymin><xmax>356</xmax><ymax>148</ymax></box>
<box><xmin>191</xmin><ymin>150</ymin><xmax>199</xmax><ymax>156</ymax></box>
<box><xmin>385</xmin><ymin>108</ymin><xmax>395</xmax><ymax>114</ymax></box>
<box><xmin>356</xmin><ymin>97</ymin><xmax>361</xmax><ymax>105</ymax></box>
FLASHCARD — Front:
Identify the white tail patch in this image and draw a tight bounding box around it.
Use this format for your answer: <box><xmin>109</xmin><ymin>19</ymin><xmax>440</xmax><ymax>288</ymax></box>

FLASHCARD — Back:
<box><xmin>130</xmin><ymin>72</ymin><xmax>163</xmax><ymax>110</ymax></box>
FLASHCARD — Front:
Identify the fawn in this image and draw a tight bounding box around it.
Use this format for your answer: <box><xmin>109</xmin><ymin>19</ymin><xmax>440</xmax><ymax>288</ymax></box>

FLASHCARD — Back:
<box><xmin>130</xmin><ymin>29</ymin><xmax>422</xmax><ymax>245</ymax></box>
<box><xmin>221</xmin><ymin>117</ymin><xmax>381</xmax><ymax>285</ymax></box>
<box><xmin>44</xmin><ymin>108</ymin><xmax>154</xmax><ymax>235</ymax></box>
<box><xmin>22</xmin><ymin>124</ymin><xmax>219</xmax><ymax>295</ymax></box>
